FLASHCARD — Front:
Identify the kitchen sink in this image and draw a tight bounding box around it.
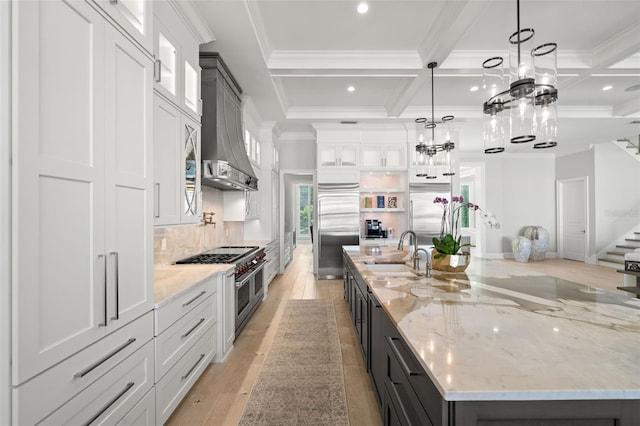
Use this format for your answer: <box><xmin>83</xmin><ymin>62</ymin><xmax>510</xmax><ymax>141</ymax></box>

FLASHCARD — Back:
<box><xmin>363</xmin><ymin>264</ymin><xmax>418</xmax><ymax>278</ymax></box>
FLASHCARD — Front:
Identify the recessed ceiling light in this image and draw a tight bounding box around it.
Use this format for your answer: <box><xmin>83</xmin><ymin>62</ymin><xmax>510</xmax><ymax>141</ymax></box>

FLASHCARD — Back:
<box><xmin>357</xmin><ymin>2</ymin><xmax>368</xmax><ymax>14</ymax></box>
<box><xmin>470</xmin><ymin>86</ymin><xmax>479</xmax><ymax>92</ymax></box>
<box><xmin>602</xmin><ymin>85</ymin><xmax>613</xmax><ymax>91</ymax></box>
<box><xmin>347</xmin><ymin>85</ymin><xmax>355</xmax><ymax>92</ymax></box>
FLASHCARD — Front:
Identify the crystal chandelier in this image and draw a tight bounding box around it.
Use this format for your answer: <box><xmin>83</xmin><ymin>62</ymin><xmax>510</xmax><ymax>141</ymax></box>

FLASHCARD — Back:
<box><xmin>415</xmin><ymin>62</ymin><xmax>456</xmax><ymax>178</ymax></box>
<box><xmin>482</xmin><ymin>0</ymin><xmax>558</xmax><ymax>154</ymax></box>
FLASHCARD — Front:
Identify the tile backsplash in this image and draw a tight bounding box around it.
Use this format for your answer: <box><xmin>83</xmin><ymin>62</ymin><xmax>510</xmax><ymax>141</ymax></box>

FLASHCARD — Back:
<box><xmin>154</xmin><ymin>186</ymin><xmax>245</xmax><ymax>265</ymax></box>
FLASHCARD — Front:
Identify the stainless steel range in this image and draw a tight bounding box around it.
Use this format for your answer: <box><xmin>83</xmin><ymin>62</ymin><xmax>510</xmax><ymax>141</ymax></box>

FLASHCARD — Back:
<box><xmin>176</xmin><ymin>246</ymin><xmax>266</xmax><ymax>336</ymax></box>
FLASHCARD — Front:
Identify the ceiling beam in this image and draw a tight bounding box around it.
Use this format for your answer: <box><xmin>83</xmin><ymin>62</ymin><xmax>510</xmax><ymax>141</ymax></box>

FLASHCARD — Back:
<box><xmin>385</xmin><ymin>0</ymin><xmax>488</xmax><ymax>117</ymax></box>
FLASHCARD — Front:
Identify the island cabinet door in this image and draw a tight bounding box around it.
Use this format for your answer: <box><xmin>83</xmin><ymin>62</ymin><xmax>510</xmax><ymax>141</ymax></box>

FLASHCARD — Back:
<box><xmin>369</xmin><ymin>293</ymin><xmax>390</xmax><ymax>410</ymax></box>
<box><xmin>453</xmin><ymin>399</ymin><xmax>640</xmax><ymax>425</ymax></box>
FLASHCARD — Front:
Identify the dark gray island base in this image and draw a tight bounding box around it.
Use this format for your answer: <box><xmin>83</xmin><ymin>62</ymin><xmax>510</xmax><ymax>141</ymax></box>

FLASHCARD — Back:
<box><xmin>342</xmin><ymin>249</ymin><xmax>640</xmax><ymax>425</ymax></box>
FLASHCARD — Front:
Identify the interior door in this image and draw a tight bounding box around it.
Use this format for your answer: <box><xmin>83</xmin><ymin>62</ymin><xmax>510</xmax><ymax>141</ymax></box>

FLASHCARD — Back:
<box><xmin>560</xmin><ymin>178</ymin><xmax>587</xmax><ymax>261</ymax></box>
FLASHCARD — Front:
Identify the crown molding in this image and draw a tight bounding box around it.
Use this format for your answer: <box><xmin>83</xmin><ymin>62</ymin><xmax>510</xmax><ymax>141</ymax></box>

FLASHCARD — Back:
<box><xmin>244</xmin><ymin>0</ymin><xmax>272</xmax><ymax>65</ymax></box>
<box><xmin>612</xmin><ymin>97</ymin><xmax>640</xmax><ymax>117</ymax></box>
<box><xmin>169</xmin><ymin>1</ymin><xmax>215</xmax><ymax>44</ymax></box>
<box><xmin>442</xmin><ymin>50</ymin><xmax>592</xmax><ymax>70</ymax></box>
<box><xmin>591</xmin><ymin>22</ymin><xmax>640</xmax><ymax>68</ymax></box>
<box><xmin>268</xmin><ymin>50</ymin><xmax>422</xmax><ymax>70</ymax></box>
<box><xmin>277</xmin><ymin>131</ymin><xmax>316</xmax><ymax>142</ymax></box>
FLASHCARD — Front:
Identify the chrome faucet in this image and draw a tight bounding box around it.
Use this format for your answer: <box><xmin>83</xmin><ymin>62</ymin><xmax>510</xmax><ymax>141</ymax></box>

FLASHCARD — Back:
<box><xmin>397</xmin><ymin>230</ymin><xmax>417</xmax><ymax>251</ymax></box>
<box><xmin>414</xmin><ymin>248</ymin><xmax>432</xmax><ymax>278</ymax></box>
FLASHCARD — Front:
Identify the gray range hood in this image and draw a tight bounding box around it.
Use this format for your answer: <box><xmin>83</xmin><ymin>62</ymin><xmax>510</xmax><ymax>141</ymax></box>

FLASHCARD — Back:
<box><xmin>200</xmin><ymin>53</ymin><xmax>258</xmax><ymax>191</ymax></box>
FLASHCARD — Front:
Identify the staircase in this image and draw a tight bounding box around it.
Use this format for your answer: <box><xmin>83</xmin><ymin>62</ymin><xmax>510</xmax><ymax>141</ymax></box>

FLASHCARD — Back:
<box><xmin>598</xmin><ymin>231</ymin><xmax>640</xmax><ymax>268</ymax></box>
<box><xmin>614</xmin><ymin>136</ymin><xmax>640</xmax><ymax>162</ymax></box>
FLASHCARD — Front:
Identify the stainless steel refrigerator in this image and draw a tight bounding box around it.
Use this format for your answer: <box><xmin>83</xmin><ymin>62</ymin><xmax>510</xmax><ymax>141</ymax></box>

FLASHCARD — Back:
<box><xmin>409</xmin><ymin>182</ymin><xmax>451</xmax><ymax>245</ymax></box>
<box><xmin>317</xmin><ymin>183</ymin><xmax>360</xmax><ymax>279</ymax></box>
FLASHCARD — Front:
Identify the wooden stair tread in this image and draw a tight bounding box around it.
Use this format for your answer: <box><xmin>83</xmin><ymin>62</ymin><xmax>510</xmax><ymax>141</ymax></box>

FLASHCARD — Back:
<box><xmin>617</xmin><ymin>286</ymin><xmax>640</xmax><ymax>296</ymax></box>
<box><xmin>607</xmin><ymin>251</ymin><xmax>629</xmax><ymax>256</ymax></box>
<box><xmin>617</xmin><ymin>244</ymin><xmax>640</xmax><ymax>249</ymax></box>
<box><xmin>625</xmin><ymin>238</ymin><xmax>640</xmax><ymax>242</ymax></box>
<box><xmin>599</xmin><ymin>257</ymin><xmax>624</xmax><ymax>264</ymax></box>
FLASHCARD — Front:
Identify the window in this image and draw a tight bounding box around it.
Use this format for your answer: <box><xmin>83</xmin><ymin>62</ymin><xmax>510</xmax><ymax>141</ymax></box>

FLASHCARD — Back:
<box><xmin>244</xmin><ymin>129</ymin><xmax>251</xmax><ymax>155</ymax></box>
<box><xmin>297</xmin><ymin>184</ymin><xmax>314</xmax><ymax>238</ymax></box>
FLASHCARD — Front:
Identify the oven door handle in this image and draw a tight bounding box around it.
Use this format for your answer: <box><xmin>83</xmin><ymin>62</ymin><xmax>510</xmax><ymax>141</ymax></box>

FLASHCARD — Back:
<box><xmin>234</xmin><ymin>260</ymin><xmax>266</xmax><ymax>288</ymax></box>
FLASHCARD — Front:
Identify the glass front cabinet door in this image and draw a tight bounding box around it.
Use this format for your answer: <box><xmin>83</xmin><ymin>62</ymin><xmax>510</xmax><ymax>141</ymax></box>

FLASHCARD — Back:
<box><xmin>182</xmin><ymin>116</ymin><xmax>201</xmax><ymax>223</ymax></box>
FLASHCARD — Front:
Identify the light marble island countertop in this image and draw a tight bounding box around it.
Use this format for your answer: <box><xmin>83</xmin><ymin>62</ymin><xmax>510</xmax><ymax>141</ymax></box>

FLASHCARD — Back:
<box><xmin>154</xmin><ymin>264</ymin><xmax>234</xmax><ymax>307</ymax></box>
<box><xmin>343</xmin><ymin>245</ymin><xmax>640</xmax><ymax>402</ymax></box>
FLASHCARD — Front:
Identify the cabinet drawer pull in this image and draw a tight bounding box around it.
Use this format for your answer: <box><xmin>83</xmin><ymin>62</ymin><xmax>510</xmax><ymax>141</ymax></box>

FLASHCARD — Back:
<box><xmin>83</xmin><ymin>381</ymin><xmax>134</xmax><ymax>426</ymax></box>
<box><xmin>74</xmin><ymin>338</ymin><xmax>137</xmax><ymax>378</ymax></box>
<box><xmin>110</xmin><ymin>251</ymin><xmax>119</xmax><ymax>320</ymax></box>
<box><xmin>98</xmin><ymin>254</ymin><xmax>107</xmax><ymax>327</ymax></box>
<box><xmin>154</xmin><ymin>183</ymin><xmax>160</xmax><ymax>218</ymax></box>
<box><xmin>182</xmin><ymin>290</ymin><xmax>206</xmax><ymax>307</ymax></box>
<box><xmin>109</xmin><ymin>0</ymin><xmax>118</xmax><ymax>4</ymax></box>
<box><xmin>154</xmin><ymin>59</ymin><xmax>162</xmax><ymax>83</ymax></box>
<box><xmin>389</xmin><ymin>380</ymin><xmax>413</xmax><ymax>424</ymax></box>
<box><xmin>386</xmin><ymin>336</ymin><xmax>423</xmax><ymax>377</ymax></box>
<box><xmin>181</xmin><ymin>353</ymin><xmax>205</xmax><ymax>380</ymax></box>
<box><xmin>181</xmin><ymin>318</ymin><xmax>205</xmax><ymax>339</ymax></box>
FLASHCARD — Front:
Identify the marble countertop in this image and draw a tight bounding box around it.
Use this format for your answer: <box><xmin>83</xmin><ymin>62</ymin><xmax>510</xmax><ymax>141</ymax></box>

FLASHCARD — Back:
<box><xmin>154</xmin><ymin>264</ymin><xmax>234</xmax><ymax>307</ymax></box>
<box><xmin>343</xmin><ymin>245</ymin><xmax>640</xmax><ymax>401</ymax></box>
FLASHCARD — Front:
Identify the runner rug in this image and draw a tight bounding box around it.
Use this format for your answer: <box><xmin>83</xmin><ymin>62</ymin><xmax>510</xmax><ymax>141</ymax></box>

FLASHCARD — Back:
<box><xmin>238</xmin><ymin>299</ymin><xmax>349</xmax><ymax>425</ymax></box>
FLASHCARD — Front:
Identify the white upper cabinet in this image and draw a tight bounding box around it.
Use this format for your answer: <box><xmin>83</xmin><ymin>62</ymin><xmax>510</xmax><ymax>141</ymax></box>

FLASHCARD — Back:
<box><xmin>181</xmin><ymin>114</ymin><xmax>202</xmax><ymax>223</ymax></box>
<box><xmin>361</xmin><ymin>143</ymin><xmax>407</xmax><ymax>170</ymax></box>
<box><xmin>91</xmin><ymin>0</ymin><xmax>153</xmax><ymax>54</ymax></box>
<box><xmin>318</xmin><ymin>143</ymin><xmax>359</xmax><ymax>168</ymax></box>
<box><xmin>12</xmin><ymin>0</ymin><xmax>153</xmax><ymax>385</ymax></box>
<box><xmin>153</xmin><ymin>2</ymin><xmax>201</xmax><ymax>120</ymax></box>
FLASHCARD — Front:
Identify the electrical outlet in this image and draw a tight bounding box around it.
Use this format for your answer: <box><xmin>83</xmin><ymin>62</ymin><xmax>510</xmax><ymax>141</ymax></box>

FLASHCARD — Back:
<box><xmin>161</xmin><ymin>238</ymin><xmax>167</xmax><ymax>251</ymax></box>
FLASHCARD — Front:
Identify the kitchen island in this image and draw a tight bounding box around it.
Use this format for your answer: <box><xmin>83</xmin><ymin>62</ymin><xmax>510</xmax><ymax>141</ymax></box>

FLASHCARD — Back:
<box><xmin>343</xmin><ymin>245</ymin><xmax>640</xmax><ymax>425</ymax></box>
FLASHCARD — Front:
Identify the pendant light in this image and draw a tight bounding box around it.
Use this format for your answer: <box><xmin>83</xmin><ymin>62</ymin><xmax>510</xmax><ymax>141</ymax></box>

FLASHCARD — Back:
<box><xmin>482</xmin><ymin>0</ymin><xmax>558</xmax><ymax>153</ymax></box>
<box><xmin>415</xmin><ymin>62</ymin><xmax>456</xmax><ymax>178</ymax></box>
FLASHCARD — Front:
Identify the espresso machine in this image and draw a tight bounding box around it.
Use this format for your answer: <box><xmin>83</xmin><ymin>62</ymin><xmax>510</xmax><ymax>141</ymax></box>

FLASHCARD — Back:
<box><xmin>365</xmin><ymin>219</ymin><xmax>387</xmax><ymax>238</ymax></box>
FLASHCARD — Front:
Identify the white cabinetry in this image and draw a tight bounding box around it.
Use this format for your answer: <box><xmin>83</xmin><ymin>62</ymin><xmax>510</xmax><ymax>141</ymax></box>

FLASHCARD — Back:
<box><xmin>215</xmin><ymin>269</ymin><xmax>236</xmax><ymax>362</ymax></box>
<box><xmin>12</xmin><ymin>0</ymin><xmax>153</xmax><ymax>385</ymax></box>
<box><xmin>265</xmin><ymin>239</ymin><xmax>280</xmax><ymax>286</ymax></box>
<box><xmin>224</xmin><ymin>190</ymin><xmax>260</xmax><ymax>221</ymax></box>
<box><xmin>318</xmin><ymin>143</ymin><xmax>359</xmax><ymax>168</ymax></box>
<box><xmin>91</xmin><ymin>0</ymin><xmax>153</xmax><ymax>54</ymax></box>
<box><xmin>153</xmin><ymin>2</ymin><xmax>201</xmax><ymax>120</ymax></box>
<box><xmin>361</xmin><ymin>143</ymin><xmax>407</xmax><ymax>170</ymax></box>
<box><xmin>153</xmin><ymin>91</ymin><xmax>202</xmax><ymax>227</ymax></box>
<box><xmin>153</xmin><ymin>276</ymin><xmax>218</xmax><ymax>423</ymax></box>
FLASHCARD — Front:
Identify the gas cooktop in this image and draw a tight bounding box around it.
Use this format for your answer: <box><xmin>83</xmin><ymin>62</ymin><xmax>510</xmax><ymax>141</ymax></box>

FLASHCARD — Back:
<box><xmin>175</xmin><ymin>246</ymin><xmax>259</xmax><ymax>264</ymax></box>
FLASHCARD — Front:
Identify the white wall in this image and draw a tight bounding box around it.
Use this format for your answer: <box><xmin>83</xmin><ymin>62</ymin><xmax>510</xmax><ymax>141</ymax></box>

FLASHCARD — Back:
<box><xmin>461</xmin><ymin>153</ymin><xmax>557</xmax><ymax>257</ymax></box>
<box><xmin>593</xmin><ymin>143</ymin><xmax>640</xmax><ymax>253</ymax></box>
<box><xmin>278</xmin><ymin>139</ymin><xmax>316</xmax><ymax>170</ymax></box>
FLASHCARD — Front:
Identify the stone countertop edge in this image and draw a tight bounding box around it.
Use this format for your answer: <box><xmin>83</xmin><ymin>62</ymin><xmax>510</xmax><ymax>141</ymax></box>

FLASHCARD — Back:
<box><xmin>344</xmin><ymin>245</ymin><xmax>640</xmax><ymax>402</ymax></box>
<box><xmin>154</xmin><ymin>264</ymin><xmax>234</xmax><ymax>307</ymax></box>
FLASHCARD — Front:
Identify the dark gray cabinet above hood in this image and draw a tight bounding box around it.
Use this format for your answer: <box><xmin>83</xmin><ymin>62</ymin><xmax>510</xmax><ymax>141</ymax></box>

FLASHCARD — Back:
<box><xmin>200</xmin><ymin>53</ymin><xmax>258</xmax><ymax>191</ymax></box>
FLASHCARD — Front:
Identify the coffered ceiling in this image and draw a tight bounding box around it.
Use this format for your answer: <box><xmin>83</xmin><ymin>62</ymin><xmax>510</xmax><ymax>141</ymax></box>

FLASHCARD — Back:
<box><xmin>195</xmin><ymin>0</ymin><xmax>640</xmax><ymax>156</ymax></box>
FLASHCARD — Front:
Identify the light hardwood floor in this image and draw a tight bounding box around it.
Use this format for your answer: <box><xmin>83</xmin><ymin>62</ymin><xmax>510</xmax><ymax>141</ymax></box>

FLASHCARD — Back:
<box><xmin>166</xmin><ymin>244</ymin><xmax>627</xmax><ymax>426</ymax></box>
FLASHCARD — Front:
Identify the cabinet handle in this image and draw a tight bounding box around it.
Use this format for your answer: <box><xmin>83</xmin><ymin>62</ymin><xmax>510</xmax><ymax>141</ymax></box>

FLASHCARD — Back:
<box><xmin>154</xmin><ymin>183</ymin><xmax>160</xmax><ymax>218</ymax></box>
<box><xmin>110</xmin><ymin>251</ymin><xmax>119</xmax><ymax>321</ymax></box>
<box><xmin>154</xmin><ymin>59</ymin><xmax>161</xmax><ymax>83</ymax></box>
<box><xmin>98</xmin><ymin>254</ymin><xmax>107</xmax><ymax>327</ymax></box>
<box><xmin>109</xmin><ymin>0</ymin><xmax>118</xmax><ymax>4</ymax></box>
<box><xmin>198</xmin><ymin>99</ymin><xmax>203</xmax><ymax>116</ymax></box>
<box><xmin>409</xmin><ymin>200</ymin><xmax>414</xmax><ymax>229</ymax></box>
<box><xmin>183</xmin><ymin>290</ymin><xmax>206</xmax><ymax>307</ymax></box>
<box><xmin>386</xmin><ymin>336</ymin><xmax>423</xmax><ymax>377</ymax></box>
<box><xmin>74</xmin><ymin>338</ymin><xmax>137</xmax><ymax>378</ymax></box>
<box><xmin>181</xmin><ymin>318</ymin><xmax>206</xmax><ymax>339</ymax></box>
<box><xmin>181</xmin><ymin>353</ymin><xmax>206</xmax><ymax>380</ymax></box>
<box><xmin>389</xmin><ymin>381</ymin><xmax>413</xmax><ymax>424</ymax></box>
<box><xmin>83</xmin><ymin>381</ymin><xmax>134</xmax><ymax>426</ymax></box>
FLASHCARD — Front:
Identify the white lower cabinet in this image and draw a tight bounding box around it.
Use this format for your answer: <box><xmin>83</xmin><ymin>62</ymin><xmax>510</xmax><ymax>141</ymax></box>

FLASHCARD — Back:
<box><xmin>153</xmin><ymin>273</ymin><xmax>221</xmax><ymax>423</ymax></box>
<box><xmin>116</xmin><ymin>387</ymin><xmax>156</xmax><ymax>426</ymax></box>
<box><xmin>40</xmin><ymin>339</ymin><xmax>155</xmax><ymax>426</ymax></box>
<box><xmin>155</xmin><ymin>293</ymin><xmax>215</xmax><ymax>381</ymax></box>
<box><xmin>265</xmin><ymin>239</ymin><xmax>280</xmax><ymax>286</ymax></box>
<box><xmin>156</xmin><ymin>329</ymin><xmax>216</xmax><ymax>424</ymax></box>
<box><xmin>12</xmin><ymin>312</ymin><xmax>154</xmax><ymax>425</ymax></box>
